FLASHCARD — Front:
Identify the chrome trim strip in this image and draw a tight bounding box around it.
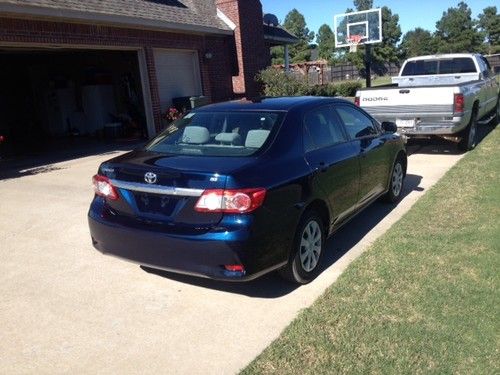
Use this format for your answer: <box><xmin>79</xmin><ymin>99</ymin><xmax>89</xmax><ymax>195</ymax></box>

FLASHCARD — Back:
<box><xmin>110</xmin><ymin>179</ymin><xmax>204</xmax><ymax>197</ymax></box>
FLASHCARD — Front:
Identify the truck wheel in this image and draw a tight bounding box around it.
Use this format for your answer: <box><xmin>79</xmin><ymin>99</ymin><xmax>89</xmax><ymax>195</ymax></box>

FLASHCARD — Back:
<box><xmin>458</xmin><ymin>110</ymin><xmax>478</xmax><ymax>151</ymax></box>
<box><xmin>493</xmin><ymin>97</ymin><xmax>500</xmax><ymax>128</ymax></box>
<box><xmin>279</xmin><ymin>210</ymin><xmax>325</xmax><ymax>284</ymax></box>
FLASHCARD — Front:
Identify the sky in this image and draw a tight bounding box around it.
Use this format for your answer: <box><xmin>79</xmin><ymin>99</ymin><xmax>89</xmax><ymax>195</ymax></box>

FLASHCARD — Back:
<box><xmin>260</xmin><ymin>0</ymin><xmax>496</xmax><ymax>42</ymax></box>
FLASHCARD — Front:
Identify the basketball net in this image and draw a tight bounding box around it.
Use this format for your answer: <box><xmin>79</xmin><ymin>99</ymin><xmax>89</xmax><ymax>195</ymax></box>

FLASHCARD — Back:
<box><xmin>348</xmin><ymin>35</ymin><xmax>364</xmax><ymax>53</ymax></box>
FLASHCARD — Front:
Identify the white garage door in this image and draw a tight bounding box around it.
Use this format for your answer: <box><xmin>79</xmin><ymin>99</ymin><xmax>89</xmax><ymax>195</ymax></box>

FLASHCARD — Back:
<box><xmin>153</xmin><ymin>49</ymin><xmax>202</xmax><ymax>111</ymax></box>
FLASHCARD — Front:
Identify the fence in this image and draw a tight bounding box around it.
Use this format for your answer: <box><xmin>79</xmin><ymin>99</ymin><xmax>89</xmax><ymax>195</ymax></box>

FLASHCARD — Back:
<box><xmin>284</xmin><ymin>55</ymin><xmax>500</xmax><ymax>86</ymax></box>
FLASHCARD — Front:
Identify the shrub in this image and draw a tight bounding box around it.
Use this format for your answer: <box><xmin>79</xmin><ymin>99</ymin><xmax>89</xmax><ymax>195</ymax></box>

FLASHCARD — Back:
<box><xmin>256</xmin><ymin>68</ymin><xmax>309</xmax><ymax>97</ymax></box>
<box><xmin>256</xmin><ymin>68</ymin><xmax>363</xmax><ymax>98</ymax></box>
<box><xmin>336</xmin><ymin>81</ymin><xmax>363</xmax><ymax>97</ymax></box>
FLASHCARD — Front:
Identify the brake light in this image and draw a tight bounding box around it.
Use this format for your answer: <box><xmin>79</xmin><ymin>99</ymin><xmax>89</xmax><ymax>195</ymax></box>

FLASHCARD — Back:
<box><xmin>454</xmin><ymin>93</ymin><xmax>464</xmax><ymax>114</ymax></box>
<box><xmin>354</xmin><ymin>96</ymin><xmax>360</xmax><ymax>106</ymax></box>
<box><xmin>195</xmin><ymin>188</ymin><xmax>266</xmax><ymax>213</ymax></box>
<box><xmin>92</xmin><ymin>175</ymin><xmax>119</xmax><ymax>200</ymax></box>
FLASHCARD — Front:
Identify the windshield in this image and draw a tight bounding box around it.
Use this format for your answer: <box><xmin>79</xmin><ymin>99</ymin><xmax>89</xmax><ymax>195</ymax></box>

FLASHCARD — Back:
<box><xmin>145</xmin><ymin>110</ymin><xmax>284</xmax><ymax>157</ymax></box>
<box><xmin>401</xmin><ymin>57</ymin><xmax>477</xmax><ymax>76</ymax></box>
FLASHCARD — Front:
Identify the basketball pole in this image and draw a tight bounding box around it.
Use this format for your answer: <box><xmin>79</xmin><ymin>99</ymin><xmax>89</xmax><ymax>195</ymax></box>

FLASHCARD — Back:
<box><xmin>365</xmin><ymin>44</ymin><xmax>372</xmax><ymax>88</ymax></box>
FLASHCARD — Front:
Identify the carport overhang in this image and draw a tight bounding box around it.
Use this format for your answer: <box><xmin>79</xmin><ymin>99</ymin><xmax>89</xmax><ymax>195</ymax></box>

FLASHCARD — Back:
<box><xmin>0</xmin><ymin>42</ymin><xmax>156</xmax><ymax>139</ymax></box>
<box><xmin>0</xmin><ymin>3</ymin><xmax>234</xmax><ymax>36</ymax></box>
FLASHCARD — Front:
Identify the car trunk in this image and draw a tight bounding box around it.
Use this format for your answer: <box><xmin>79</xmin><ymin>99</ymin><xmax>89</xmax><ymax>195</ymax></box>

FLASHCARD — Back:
<box><xmin>98</xmin><ymin>152</ymin><xmax>232</xmax><ymax>233</ymax></box>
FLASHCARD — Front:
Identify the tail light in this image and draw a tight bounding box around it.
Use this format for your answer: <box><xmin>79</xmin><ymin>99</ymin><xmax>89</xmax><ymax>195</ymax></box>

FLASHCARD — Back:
<box><xmin>0</xmin><ymin>135</ymin><xmax>5</xmax><ymax>143</ymax></box>
<box><xmin>195</xmin><ymin>188</ymin><xmax>266</xmax><ymax>213</ymax></box>
<box><xmin>92</xmin><ymin>175</ymin><xmax>119</xmax><ymax>200</ymax></box>
<box><xmin>354</xmin><ymin>96</ymin><xmax>360</xmax><ymax>106</ymax></box>
<box><xmin>454</xmin><ymin>93</ymin><xmax>464</xmax><ymax>114</ymax></box>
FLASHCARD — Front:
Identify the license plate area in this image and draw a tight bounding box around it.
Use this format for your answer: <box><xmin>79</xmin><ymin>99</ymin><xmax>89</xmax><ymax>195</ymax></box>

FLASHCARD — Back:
<box><xmin>396</xmin><ymin>119</ymin><xmax>416</xmax><ymax>128</ymax></box>
<box><xmin>134</xmin><ymin>192</ymin><xmax>181</xmax><ymax>215</ymax></box>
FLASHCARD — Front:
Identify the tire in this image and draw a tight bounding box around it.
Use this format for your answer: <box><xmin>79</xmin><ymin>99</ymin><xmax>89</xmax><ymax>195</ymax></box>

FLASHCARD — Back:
<box><xmin>492</xmin><ymin>96</ymin><xmax>500</xmax><ymax>128</ymax></box>
<box><xmin>279</xmin><ymin>211</ymin><xmax>325</xmax><ymax>284</ymax></box>
<box><xmin>458</xmin><ymin>110</ymin><xmax>478</xmax><ymax>151</ymax></box>
<box><xmin>384</xmin><ymin>158</ymin><xmax>405</xmax><ymax>203</ymax></box>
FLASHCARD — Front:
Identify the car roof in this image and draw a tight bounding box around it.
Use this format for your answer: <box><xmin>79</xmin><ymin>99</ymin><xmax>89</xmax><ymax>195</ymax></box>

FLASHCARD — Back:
<box><xmin>195</xmin><ymin>96</ymin><xmax>353</xmax><ymax>112</ymax></box>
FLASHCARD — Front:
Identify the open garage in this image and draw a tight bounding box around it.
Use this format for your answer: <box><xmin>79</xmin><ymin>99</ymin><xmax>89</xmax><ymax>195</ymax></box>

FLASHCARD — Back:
<box><xmin>0</xmin><ymin>47</ymin><xmax>152</xmax><ymax>157</ymax></box>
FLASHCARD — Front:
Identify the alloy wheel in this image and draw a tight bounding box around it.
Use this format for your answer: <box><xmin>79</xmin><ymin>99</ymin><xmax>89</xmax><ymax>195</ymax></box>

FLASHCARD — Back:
<box><xmin>392</xmin><ymin>162</ymin><xmax>403</xmax><ymax>197</ymax></box>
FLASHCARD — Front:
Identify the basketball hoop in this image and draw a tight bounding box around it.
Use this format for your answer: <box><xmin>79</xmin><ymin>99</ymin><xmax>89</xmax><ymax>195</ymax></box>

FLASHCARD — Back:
<box><xmin>348</xmin><ymin>35</ymin><xmax>364</xmax><ymax>53</ymax></box>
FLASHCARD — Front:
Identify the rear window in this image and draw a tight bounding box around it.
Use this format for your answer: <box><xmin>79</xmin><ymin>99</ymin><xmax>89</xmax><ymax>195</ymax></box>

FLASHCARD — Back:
<box><xmin>401</xmin><ymin>57</ymin><xmax>477</xmax><ymax>76</ymax></box>
<box><xmin>144</xmin><ymin>111</ymin><xmax>284</xmax><ymax>157</ymax></box>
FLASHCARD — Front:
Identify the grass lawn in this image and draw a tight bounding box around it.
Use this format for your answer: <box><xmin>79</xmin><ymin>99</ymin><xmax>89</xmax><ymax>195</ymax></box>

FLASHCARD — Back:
<box><xmin>242</xmin><ymin>127</ymin><xmax>500</xmax><ymax>374</ymax></box>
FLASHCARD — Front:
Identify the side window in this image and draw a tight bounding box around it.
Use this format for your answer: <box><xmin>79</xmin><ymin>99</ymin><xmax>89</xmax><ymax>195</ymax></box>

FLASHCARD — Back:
<box><xmin>303</xmin><ymin>106</ymin><xmax>347</xmax><ymax>151</ymax></box>
<box><xmin>335</xmin><ymin>105</ymin><xmax>378</xmax><ymax>139</ymax></box>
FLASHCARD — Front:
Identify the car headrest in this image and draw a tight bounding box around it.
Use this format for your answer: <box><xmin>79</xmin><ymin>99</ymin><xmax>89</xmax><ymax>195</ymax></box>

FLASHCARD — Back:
<box><xmin>215</xmin><ymin>132</ymin><xmax>242</xmax><ymax>145</ymax></box>
<box><xmin>181</xmin><ymin>126</ymin><xmax>210</xmax><ymax>144</ymax></box>
<box><xmin>245</xmin><ymin>129</ymin><xmax>270</xmax><ymax>148</ymax></box>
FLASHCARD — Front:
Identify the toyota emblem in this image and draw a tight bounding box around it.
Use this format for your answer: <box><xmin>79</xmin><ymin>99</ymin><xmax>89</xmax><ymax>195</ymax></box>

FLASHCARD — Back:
<box><xmin>144</xmin><ymin>172</ymin><xmax>157</xmax><ymax>184</ymax></box>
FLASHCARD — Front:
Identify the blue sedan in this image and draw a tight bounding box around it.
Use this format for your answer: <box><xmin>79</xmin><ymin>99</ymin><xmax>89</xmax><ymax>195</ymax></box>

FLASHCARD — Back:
<box><xmin>88</xmin><ymin>97</ymin><xmax>407</xmax><ymax>284</ymax></box>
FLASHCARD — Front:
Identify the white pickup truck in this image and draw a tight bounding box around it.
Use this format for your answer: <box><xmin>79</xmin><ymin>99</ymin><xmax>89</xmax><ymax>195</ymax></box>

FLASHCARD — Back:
<box><xmin>355</xmin><ymin>53</ymin><xmax>499</xmax><ymax>150</ymax></box>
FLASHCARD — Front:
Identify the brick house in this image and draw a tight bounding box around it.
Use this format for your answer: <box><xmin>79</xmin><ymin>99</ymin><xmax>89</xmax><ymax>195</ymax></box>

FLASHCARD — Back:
<box><xmin>0</xmin><ymin>0</ymin><xmax>296</xmax><ymax>154</ymax></box>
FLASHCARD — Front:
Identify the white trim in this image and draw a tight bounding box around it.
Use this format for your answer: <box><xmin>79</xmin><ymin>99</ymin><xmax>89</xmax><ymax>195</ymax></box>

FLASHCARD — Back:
<box><xmin>216</xmin><ymin>8</ymin><xmax>237</xmax><ymax>31</ymax></box>
<box><xmin>0</xmin><ymin>3</ymin><xmax>233</xmax><ymax>36</ymax></box>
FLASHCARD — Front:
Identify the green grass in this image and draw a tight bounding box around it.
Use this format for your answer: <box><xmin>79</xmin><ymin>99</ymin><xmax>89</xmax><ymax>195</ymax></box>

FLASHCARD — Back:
<box><xmin>242</xmin><ymin>128</ymin><xmax>500</xmax><ymax>374</ymax></box>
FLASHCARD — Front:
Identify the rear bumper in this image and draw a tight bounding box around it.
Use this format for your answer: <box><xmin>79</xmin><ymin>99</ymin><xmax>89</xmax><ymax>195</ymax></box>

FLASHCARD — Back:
<box><xmin>397</xmin><ymin>119</ymin><xmax>466</xmax><ymax>136</ymax></box>
<box><xmin>88</xmin><ymin>209</ymin><xmax>287</xmax><ymax>282</ymax></box>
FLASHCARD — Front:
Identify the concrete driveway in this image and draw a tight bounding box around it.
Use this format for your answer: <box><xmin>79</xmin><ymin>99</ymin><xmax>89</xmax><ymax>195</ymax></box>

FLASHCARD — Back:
<box><xmin>0</xmin><ymin>138</ymin><xmax>474</xmax><ymax>374</ymax></box>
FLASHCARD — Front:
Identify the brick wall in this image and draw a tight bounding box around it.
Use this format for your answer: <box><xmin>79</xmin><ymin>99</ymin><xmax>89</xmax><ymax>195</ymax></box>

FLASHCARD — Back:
<box><xmin>216</xmin><ymin>0</ymin><xmax>270</xmax><ymax>98</ymax></box>
<box><xmin>0</xmin><ymin>17</ymin><xmax>235</xmax><ymax>132</ymax></box>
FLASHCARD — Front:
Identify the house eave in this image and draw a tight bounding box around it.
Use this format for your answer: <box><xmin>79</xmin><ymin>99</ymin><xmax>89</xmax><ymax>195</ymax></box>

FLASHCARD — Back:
<box><xmin>0</xmin><ymin>3</ymin><xmax>234</xmax><ymax>36</ymax></box>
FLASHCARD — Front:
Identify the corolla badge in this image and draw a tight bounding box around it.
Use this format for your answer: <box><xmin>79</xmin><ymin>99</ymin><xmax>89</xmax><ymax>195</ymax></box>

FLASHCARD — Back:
<box><xmin>144</xmin><ymin>172</ymin><xmax>157</xmax><ymax>184</ymax></box>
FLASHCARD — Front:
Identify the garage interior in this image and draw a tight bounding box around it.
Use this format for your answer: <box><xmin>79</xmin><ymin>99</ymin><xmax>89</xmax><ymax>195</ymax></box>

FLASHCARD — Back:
<box><xmin>0</xmin><ymin>48</ymin><xmax>149</xmax><ymax>158</ymax></box>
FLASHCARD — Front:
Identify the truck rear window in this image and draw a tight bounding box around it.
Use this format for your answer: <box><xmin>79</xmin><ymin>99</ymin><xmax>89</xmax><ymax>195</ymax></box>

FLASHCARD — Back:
<box><xmin>401</xmin><ymin>58</ymin><xmax>477</xmax><ymax>76</ymax></box>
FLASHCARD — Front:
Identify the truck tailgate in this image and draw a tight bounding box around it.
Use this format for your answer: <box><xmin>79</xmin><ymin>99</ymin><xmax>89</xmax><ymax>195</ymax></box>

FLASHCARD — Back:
<box><xmin>359</xmin><ymin>86</ymin><xmax>455</xmax><ymax>118</ymax></box>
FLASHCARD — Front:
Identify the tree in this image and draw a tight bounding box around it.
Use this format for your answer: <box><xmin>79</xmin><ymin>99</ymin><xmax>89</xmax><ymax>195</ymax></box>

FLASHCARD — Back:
<box><xmin>317</xmin><ymin>24</ymin><xmax>335</xmax><ymax>61</ymax></box>
<box><xmin>283</xmin><ymin>9</ymin><xmax>315</xmax><ymax>63</ymax></box>
<box><xmin>435</xmin><ymin>2</ymin><xmax>484</xmax><ymax>53</ymax></box>
<box><xmin>478</xmin><ymin>6</ymin><xmax>500</xmax><ymax>54</ymax></box>
<box><xmin>353</xmin><ymin>0</ymin><xmax>373</xmax><ymax>11</ymax></box>
<box><xmin>400</xmin><ymin>28</ymin><xmax>437</xmax><ymax>58</ymax></box>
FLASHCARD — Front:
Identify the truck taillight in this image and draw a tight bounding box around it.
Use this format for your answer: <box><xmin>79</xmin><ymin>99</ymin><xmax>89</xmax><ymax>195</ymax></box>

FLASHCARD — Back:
<box><xmin>195</xmin><ymin>188</ymin><xmax>266</xmax><ymax>213</ymax></box>
<box><xmin>92</xmin><ymin>175</ymin><xmax>119</xmax><ymax>200</ymax></box>
<box><xmin>454</xmin><ymin>93</ymin><xmax>464</xmax><ymax>114</ymax></box>
<box><xmin>354</xmin><ymin>96</ymin><xmax>360</xmax><ymax>106</ymax></box>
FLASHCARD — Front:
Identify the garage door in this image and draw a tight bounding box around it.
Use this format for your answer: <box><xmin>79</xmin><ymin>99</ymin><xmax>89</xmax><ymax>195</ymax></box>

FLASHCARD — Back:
<box><xmin>153</xmin><ymin>49</ymin><xmax>202</xmax><ymax>112</ymax></box>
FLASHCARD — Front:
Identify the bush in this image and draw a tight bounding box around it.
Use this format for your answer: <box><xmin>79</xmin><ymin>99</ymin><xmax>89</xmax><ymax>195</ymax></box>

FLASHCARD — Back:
<box><xmin>335</xmin><ymin>81</ymin><xmax>363</xmax><ymax>97</ymax></box>
<box><xmin>256</xmin><ymin>68</ymin><xmax>363</xmax><ymax>98</ymax></box>
<box><xmin>256</xmin><ymin>68</ymin><xmax>309</xmax><ymax>97</ymax></box>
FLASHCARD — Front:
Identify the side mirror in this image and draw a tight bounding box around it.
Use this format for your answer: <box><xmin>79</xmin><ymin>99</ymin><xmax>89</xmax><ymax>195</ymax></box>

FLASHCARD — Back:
<box><xmin>382</xmin><ymin>121</ymin><xmax>397</xmax><ymax>133</ymax></box>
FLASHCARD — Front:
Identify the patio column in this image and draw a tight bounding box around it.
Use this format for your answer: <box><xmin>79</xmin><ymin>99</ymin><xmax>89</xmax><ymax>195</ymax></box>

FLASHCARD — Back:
<box><xmin>284</xmin><ymin>44</ymin><xmax>290</xmax><ymax>72</ymax></box>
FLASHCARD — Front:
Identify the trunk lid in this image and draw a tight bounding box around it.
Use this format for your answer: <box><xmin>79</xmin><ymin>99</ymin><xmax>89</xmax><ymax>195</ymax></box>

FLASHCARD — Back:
<box><xmin>98</xmin><ymin>151</ymin><xmax>255</xmax><ymax>233</ymax></box>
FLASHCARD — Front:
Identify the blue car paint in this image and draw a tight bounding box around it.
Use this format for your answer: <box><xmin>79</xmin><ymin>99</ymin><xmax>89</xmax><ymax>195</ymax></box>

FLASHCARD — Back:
<box><xmin>88</xmin><ymin>97</ymin><xmax>406</xmax><ymax>281</ymax></box>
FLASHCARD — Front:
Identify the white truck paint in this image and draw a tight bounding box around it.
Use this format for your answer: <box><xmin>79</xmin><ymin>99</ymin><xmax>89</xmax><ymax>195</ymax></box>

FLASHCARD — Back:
<box><xmin>356</xmin><ymin>54</ymin><xmax>499</xmax><ymax>150</ymax></box>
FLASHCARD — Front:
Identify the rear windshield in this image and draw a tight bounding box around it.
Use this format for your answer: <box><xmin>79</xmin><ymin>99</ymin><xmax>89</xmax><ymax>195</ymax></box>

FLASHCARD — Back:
<box><xmin>144</xmin><ymin>111</ymin><xmax>284</xmax><ymax>157</ymax></box>
<box><xmin>401</xmin><ymin>57</ymin><xmax>477</xmax><ymax>76</ymax></box>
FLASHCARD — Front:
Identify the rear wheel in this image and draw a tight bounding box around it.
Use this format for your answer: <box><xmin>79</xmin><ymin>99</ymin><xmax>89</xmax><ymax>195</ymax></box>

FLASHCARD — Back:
<box><xmin>458</xmin><ymin>110</ymin><xmax>478</xmax><ymax>151</ymax></box>
<box><xmin>492</xmin><ymin>96</ymin><xmax>500</xmax><ymax>128</ymax></box>
<box><xmin>384</xmin><ymin>158</ymin><xmax>405</xmax><ymax>203</ymax></box>
<box><xmin>279</xmin><ymin>211</ymin><xmax>325</xmax><ymax>284</ymax></box>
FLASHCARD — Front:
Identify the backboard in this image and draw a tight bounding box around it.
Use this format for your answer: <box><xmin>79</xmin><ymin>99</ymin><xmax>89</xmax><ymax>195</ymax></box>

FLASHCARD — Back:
<box><xmin>334</xmin><ymin>8</ymin><xmax>382</xmax><ymax>49</ymax></box>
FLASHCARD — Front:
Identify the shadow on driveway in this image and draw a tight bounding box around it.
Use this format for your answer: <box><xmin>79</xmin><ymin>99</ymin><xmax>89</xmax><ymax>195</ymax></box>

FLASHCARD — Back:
<box><xmin>142</xmin><ymin>173</ymin><xmax>423</xmax><ymax>298</ymax></box>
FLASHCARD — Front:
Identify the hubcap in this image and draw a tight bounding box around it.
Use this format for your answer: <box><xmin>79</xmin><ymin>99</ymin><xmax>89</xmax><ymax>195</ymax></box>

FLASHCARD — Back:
<box><xmin>392</xmin><ymin>163</ymin><xmax>403</xmax><ymax>197</ymax></box>
<box><xmin>299</xmin><ymin>220</ymin><xmax>322</xmax><ymax>272</ymax></box>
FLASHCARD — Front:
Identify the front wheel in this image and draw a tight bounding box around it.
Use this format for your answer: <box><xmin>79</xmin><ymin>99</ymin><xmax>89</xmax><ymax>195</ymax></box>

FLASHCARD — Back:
<box><xmin>384</xmin><ymin>158</ymin><xmax>405</xmax><ymax>203</ymax></box>
<box><xmin>279</xmin><ymin>211</ymin><xmax>325</xmax><ymax>284</ymax></box>
<box><xmin>458</xmin><ymin>110</ymin><xmax>478</xmax><ymax>151</ymax></box>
